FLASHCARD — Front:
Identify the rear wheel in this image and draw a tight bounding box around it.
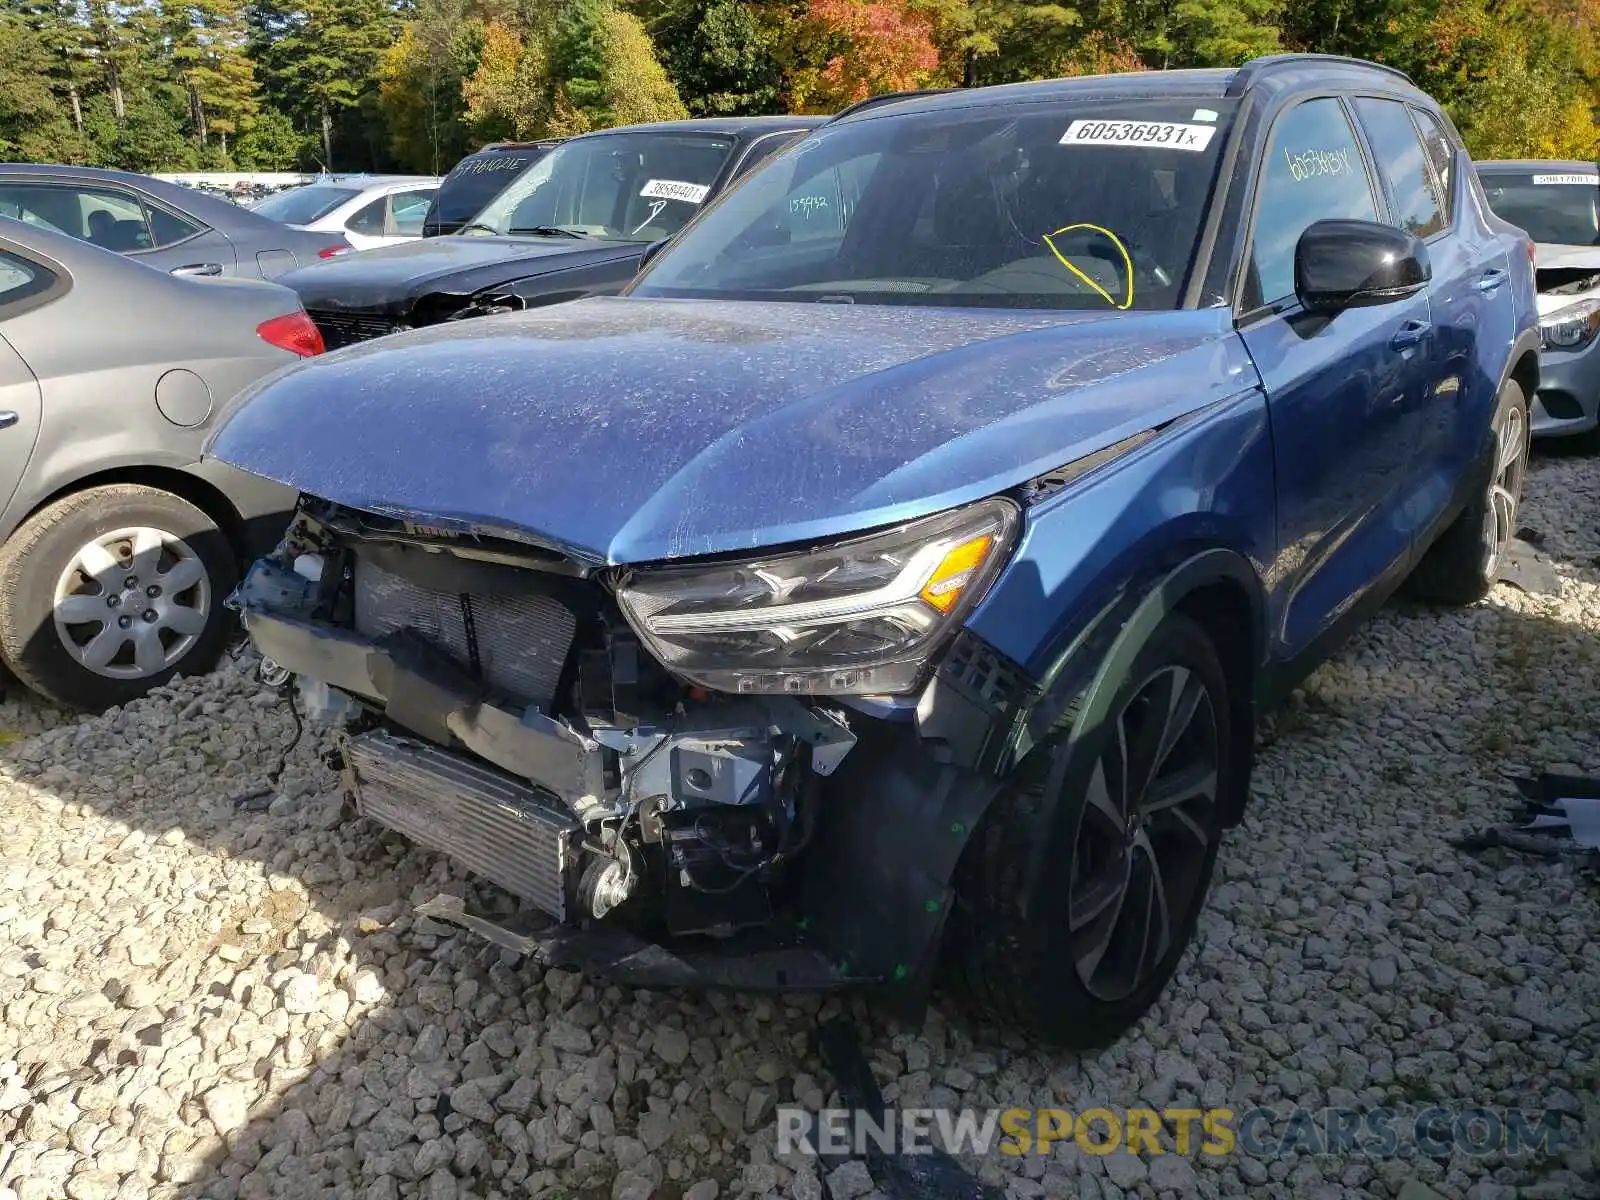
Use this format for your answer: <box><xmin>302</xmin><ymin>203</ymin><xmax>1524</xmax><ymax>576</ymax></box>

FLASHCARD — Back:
<box><xmin>1407</xmin><ymin>379</ymin><xmax>1529</xmax><ymax>605</ymax></box>
<box><xmin>945</xmin><ymin>613</ymin><xmax>1233</xmax><ymax>1048</ymax></box>
<box><xmin>0</xmin><ymin>485</ymin><xmax>236</xmax><ymax>710</ymax></box>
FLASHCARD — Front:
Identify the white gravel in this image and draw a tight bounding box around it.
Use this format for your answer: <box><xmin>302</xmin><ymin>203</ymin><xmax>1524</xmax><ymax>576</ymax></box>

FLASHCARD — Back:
<box><xmin>2</xmin><ymin>453</ymin><xmax>1600</xmax><ymax>1200</ymax></box>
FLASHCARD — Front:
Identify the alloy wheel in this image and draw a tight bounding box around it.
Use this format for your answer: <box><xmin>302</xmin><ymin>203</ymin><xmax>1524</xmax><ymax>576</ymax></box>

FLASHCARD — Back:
<box><xmin>1067</xmin><ymin>664</ymin><xmax>1220</xmax><ymax>1002</ymax></box>
<box><xmin>1482</xmin><ymin>402</ymin><xmax>1527</xmax><ymax>578</ymax></box>
<box><xmin>53</xmin><ymin>526</ymin><xmax>211</xmax><ymax>680</ymax></box>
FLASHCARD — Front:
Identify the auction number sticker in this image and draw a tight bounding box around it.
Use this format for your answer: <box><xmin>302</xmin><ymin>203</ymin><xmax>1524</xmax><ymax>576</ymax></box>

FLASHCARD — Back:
<box><xmin>1060</xmin><ymin>119</ymin><xmax>1217</xmax><ymax>152</ymax></box>
<box><xmin>1532</xmin><ymin>173</ymin><xmax>1597</xmax><ymax>186</ymax></box>
<box><xmin>640</xmin><ymin>179</ymin><xmax>711</xmax><ymax>204</ymax></box>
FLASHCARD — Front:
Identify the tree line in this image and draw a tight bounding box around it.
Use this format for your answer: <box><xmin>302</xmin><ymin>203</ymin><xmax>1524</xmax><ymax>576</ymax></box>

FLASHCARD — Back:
<box><xmin>1</xmin><ymin>0</ymin><xmax>1595</xmax><ymax>177</ymax></box>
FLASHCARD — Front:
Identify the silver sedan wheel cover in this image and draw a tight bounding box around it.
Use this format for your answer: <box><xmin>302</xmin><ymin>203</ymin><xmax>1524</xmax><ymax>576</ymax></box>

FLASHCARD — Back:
<box><xmin>1482</xmin><ymin>402</ymin><xmax>1527</xmax><ymax>579</ymax></box>
<box><xmin>52</xmin><ymin>526</ymin><xmax>210</xmax><ymax>680</ymax></box>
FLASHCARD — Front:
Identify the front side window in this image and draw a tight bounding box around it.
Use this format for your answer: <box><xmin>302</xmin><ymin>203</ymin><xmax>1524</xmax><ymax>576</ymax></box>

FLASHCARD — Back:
<box><xmin>1353</xmin><ymin>97</ymin><xmax>1445</xmax><ymax>238</ymax></box>
<box><xmin>1246</xmin><ymin>98</ymin><xmax>1379</xmax><ymax>308</ymax></box>
<box><xmin>469</xmin><ymin>133</ymin><xmax>736</xmax><ymax>242</ymax></box>
<box><xmin>634</xmin><ymin>100</ymin><xmax>1239</xmax><ymax>311</ymax></box>
<box><xmin>1478</xmin><ymin>170</ymin><xmax>1600</xmax><ymax>246</ymax></box>
<box><xmin>390</xmin><ymin>189</ymin><xmax>435</xmax><ymax>236</ymax></box>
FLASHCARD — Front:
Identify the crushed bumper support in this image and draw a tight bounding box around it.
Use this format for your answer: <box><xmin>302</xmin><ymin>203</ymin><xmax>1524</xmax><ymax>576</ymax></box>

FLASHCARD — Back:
<box><xmin>241</xmin><ymin>608</ymin><xmax>607</xmax><ymax>806</ymax></box>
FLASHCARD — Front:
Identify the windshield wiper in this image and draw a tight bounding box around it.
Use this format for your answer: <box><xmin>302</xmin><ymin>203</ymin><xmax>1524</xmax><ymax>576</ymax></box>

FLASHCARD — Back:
<box><xmin>456</xmin><ymin>223</ymin><xmax>502</xmax><ymax>237</ymax></box>
<box><xmin>510</xmin><ymin>225</ymin><xmax>589</xmax><ymax>239</ymax></box>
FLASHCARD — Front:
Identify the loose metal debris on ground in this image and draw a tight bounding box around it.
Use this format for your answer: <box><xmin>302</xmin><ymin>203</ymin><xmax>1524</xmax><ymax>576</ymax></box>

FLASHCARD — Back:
<box><xmin>1</xmin><ymin>451</ymin><xmax>1599</xmax><ymax>1200</ymax></box>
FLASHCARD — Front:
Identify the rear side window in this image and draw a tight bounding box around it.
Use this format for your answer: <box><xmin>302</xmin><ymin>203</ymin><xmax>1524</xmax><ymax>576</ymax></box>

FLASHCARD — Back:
<box><xmin>147</xmin><ymin>205</ymin><xmax>201</xmax><ymax>247</ymax></box>
<box><xmin>346</xmin><ymin>195</ymin><xmax>387</xmax><ymax>236</ymax></box>
<box><xmin>1353</xmin><ymin>97</ymin><xmax>1445</xmax><ymax>238</ymax></box>
<box><xmin>1246</xmin><ymin>98</ymin><xmax>1379</xmax><ymax>309</ymax></box>
<box><xmin>1410</xmin><ymin>108</ymin><xmax>1457</xmax><ymax>223</ymax></box>
<box><xmin>0</xmin><ymin>250</ymin><xmax>57</xmax><ymax>312</ymax></box>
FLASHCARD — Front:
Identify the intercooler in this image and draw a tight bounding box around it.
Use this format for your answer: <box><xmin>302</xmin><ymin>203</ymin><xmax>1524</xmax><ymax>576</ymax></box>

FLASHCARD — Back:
<box><xmin>353</xmin><ymin>557</ymin><xmax>576</xmax><ymax>711</ymax></box>
<box><xmin>345</xmin><ymin>729</ymin><xmax>579</xmax><ymax>919</ymax></box>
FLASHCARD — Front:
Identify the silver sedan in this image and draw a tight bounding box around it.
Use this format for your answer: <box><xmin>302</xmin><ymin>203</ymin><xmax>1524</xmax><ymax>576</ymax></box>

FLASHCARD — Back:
<box><xmin>0</xmin><ymin>217</ymin><xmax>312</xmax><ymax>709</ymax></box>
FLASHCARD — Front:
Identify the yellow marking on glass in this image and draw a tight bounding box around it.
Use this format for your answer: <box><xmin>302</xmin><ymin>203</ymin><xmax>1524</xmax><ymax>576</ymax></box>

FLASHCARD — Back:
<box><xmin>1042</xmin><ymin>223</ymin><xmax>1135</xmax><ymax>310</ymax></box>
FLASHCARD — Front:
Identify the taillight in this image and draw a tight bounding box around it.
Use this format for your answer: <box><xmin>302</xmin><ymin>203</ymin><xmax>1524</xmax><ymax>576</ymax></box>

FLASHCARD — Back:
<box><xmin>257</xmin><ymin>312</ymin><xmax>325</xmax><ymax>357</ymax></box>
<box><xmin>317</xmin><ymin>245</ymin><xmax>352</xmax><ymax>258</ymax></box>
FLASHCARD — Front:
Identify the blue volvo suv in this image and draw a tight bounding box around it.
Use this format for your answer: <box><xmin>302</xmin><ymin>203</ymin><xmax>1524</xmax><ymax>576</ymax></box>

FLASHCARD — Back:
<box><xmin>208</xmin><ymin>55</ymin><xmax>1537</xmax><ymax>1047</ymax></box>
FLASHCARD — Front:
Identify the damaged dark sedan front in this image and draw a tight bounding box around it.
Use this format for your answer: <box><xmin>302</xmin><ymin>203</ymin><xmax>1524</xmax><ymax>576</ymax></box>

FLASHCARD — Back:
<box><xmin>207</xmin><ymin>58</ymin><xmax>1538</xmax><ymax>1047</ymax></box>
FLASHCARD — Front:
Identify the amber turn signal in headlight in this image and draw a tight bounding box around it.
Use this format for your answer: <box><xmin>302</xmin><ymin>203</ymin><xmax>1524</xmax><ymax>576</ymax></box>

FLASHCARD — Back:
<box><xmin>615</xmin><ymin>499</ymin><xmax>1020</xmax><ymax>695</ymax></box>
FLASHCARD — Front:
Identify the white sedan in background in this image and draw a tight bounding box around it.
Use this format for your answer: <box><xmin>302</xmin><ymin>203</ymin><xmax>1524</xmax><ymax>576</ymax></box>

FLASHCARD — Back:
<box><xmin>252</xmin><ymin>176</ymin><xmax>441</xmax><ymax>251</ymax></box>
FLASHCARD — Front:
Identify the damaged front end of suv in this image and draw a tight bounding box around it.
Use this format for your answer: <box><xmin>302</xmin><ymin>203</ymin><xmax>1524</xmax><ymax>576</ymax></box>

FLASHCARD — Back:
<box><xmin>228</xmin><ymin>488</ymin><xmax>1030</xmax><ymax>999</ymax></box>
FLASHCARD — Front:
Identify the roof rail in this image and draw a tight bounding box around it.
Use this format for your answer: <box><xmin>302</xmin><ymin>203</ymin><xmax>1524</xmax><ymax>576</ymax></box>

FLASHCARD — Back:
<box><xmin>1226</xmin><ymin>53</ymin><xmax>1414</xmax><ymax>96</ymax></box>
<box><xmin>479</xmin><ymin>139</ymin><xmax>564</xmax><ymax>151</ymax></box>
<box><xmin>828</xmin><ymin>88</ymin><xmax>962</xmax><ymax>121</ymax></box>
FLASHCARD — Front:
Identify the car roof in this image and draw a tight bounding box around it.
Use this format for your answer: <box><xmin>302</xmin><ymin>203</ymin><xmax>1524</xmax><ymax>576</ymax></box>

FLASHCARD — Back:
<box><xmin>826</xmin><ymin>54</ymin><xmax>1423</xmax><ymax>124</ymax></box>
<box><xmin>573</xmin><ymin>116</ymin><xmax>828</xmax><ymax>140</ymax></box>
<box><xmin>0</xmin><ymin>162</ymin><xmax>289</xmax><ymax>229</ymax></box>
<box><xmin>313</xmin><ymin>175</ymin><xmax>438</xmax><ymax>187</ymax></box>
<box><xmin>1475</xmin><ymin>160</ymin><xmax>1598</xmax><ymax>174</ymax></box>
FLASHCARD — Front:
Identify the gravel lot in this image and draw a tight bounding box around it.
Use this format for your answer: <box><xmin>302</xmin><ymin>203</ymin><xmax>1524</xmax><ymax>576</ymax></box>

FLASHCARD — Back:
<box><xmin>2</xmin><ymin>454</ymin><xmax>1599</xmax><ymax>1200</ymax></box>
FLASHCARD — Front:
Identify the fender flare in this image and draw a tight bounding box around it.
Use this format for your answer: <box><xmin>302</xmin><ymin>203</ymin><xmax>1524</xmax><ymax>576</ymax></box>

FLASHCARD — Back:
<box><xmin>799</xmin><ymin>547</ymin><xmax>1267</xmax><ymax>1004</ymax></box>
<box><xmin>1500</xmin><ymin>327</ymin><xmax>1541</xmax><ymax>401</ymax></box>
<box><xmin>1008</xmin><ymin>547</ymin><xmax>1264</xmax><ymax>920</ymax></box>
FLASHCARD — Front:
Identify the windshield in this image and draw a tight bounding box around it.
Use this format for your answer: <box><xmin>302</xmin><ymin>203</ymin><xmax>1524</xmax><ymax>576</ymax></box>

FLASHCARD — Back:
<box><xmin>252</xmin><ymin>185</ymin><xmax>360</xmax><ymax>225</ymax></box>
<box><xmin>632</xmin><ymin>100</ymin><xmax>1236</xmax><ymax>310</ymax></box>
<box><xmin>467</xmin><ymin>132</ymin><xmax>735</xmax><ymax>241</ymax></box>
<box><xmin>427</xmin><ymin>150</ymin><xmax>545</xmax><ymax>233</ymax></box>
<box><xmin>1478</xmin><ymin>171</ymin><xmax>1600</xmax><ymax>246</ymax></box>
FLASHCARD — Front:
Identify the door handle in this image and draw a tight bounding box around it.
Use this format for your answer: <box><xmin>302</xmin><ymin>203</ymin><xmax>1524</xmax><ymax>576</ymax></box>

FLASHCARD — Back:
<box><xmin>1475</xmin><ymin>268</ymin><xmax>1508</xmax><ymax>293</ymax></box>
<box><xmin>0</xmin><ymin>412</ymin><xmax>17</xmax><ymax>430</ymax></box>
<box><xmin>1390</xmin><ymin>320</ymin><xmax>1431</xmax><ymax>350</ymax></box>
<box><xmin>171</xmin><ymin>262</ymin><xmax>222</xmax><ymax>277</ymax></box>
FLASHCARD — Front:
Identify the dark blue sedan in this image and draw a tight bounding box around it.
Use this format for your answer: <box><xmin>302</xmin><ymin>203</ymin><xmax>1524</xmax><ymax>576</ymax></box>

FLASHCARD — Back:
<box><xmin>209</xmin><ymin>54</ymin><xmax>1538</xmax><ymax>1047</ymax></box>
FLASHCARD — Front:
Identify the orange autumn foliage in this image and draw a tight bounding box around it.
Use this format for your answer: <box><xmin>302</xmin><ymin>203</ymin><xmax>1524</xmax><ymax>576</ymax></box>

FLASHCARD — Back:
<box><xmin>789</xmin><ymin>0</ymin><xmax>942</xmax><ymax>111</ymax></box>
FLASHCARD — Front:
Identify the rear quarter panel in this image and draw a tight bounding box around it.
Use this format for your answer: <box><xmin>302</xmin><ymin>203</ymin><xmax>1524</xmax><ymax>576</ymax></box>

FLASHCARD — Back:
<box><xmin>0</xmin><ymin>267</ymin><xmax>303</xmax><ymax>540</ymax></box>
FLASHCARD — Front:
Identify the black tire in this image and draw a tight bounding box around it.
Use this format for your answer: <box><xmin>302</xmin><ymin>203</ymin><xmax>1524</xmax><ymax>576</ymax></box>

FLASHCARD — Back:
<box><xmin>1407</xmin><ymin>380</ymin><xmax>1530</xmax><ymax>606</ymax></box>
<box><xmin>0</xmin><ymin>485</ymin><xmax>236</xmax><ymax>710</ymax></box>
<box><xmin>944</xmin><ymin>612</ymin><xmax>1234</xmax><ymax>1048</ymax></box>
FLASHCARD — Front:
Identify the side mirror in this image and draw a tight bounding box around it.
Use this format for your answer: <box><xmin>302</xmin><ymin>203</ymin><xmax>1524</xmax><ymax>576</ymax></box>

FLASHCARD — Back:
<box><xmin>1294</xmin><ymin>219</ymin><xmax>1430</xmax><ymax>313</ymax></box>
<box><xmin>638</xmin><ymin>237</ymin><xmax>670</xmax><ymax>272</ymax></box>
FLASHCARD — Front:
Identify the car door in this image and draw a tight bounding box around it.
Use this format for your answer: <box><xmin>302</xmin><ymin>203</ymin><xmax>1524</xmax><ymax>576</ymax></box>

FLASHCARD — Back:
<box><xmin>1236</xmin><ymin>95</ymin><xmax>1437</xmax><ymax>661</ymax></box>
<box><xmin>1409</xmin><ymin>106</ymin><xmax>1518</xmax><ymax>496</ymax></box>
<box><xmin>0</xmin><ymin>250</ymin><xmax>52</xmax><ymax>519</ymax></box>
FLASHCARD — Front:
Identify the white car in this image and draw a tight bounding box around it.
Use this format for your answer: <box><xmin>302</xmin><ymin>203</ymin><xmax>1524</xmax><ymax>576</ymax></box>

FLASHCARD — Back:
<box><xmin>1477</xmin><ymin>161</ymin><xmax>1600</xmax><ymax>444</ymax></box>
<box><xmin>251</xmin><ymin>176</ymin><xmax>441</xmax><ymax>251</ymax></box>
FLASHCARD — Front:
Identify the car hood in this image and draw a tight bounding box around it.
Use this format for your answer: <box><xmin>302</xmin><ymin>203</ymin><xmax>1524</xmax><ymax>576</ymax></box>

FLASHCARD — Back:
<box><xmin>279</xmin><ymin>235</ymin><xmax>641</xmax><ymax>314</ymax></box>
<box><xmin>1534</xmin><ymin>242</ymin><xmax>1600</xmax><ymax>316</ymax></box>
<box><xmin>207</xmin><ymin>297</ymin><xmax>1257</xmax><ymax>565</ymax></box>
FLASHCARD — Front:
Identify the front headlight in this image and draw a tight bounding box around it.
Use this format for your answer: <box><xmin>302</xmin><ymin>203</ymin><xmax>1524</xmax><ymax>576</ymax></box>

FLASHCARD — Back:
<box><xmin>1540</xmin><ymin>297</ymin><xmax>1600</xmax><ymax>351</ymax></box>
<box><xmin>615</xmin><ymin>498</ymin><xmax>1020</xmax><ymax>696</ymax></box>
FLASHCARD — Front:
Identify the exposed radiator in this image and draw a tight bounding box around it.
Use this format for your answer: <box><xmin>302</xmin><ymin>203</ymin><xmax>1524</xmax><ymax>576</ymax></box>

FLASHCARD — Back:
<box><xmin>345</xmin><ymin>730</ymin><xmax>578</xmax><ymax>919</ymax></box>
<box><xmin>306</xmin><ymin>310</ymin><xmax>403</xmax><ymax>349</ymax></box>
<box><xmin>353</xmin><ymin>558</ymin><xmax>575</xmax><ymax>710</ymax></box>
